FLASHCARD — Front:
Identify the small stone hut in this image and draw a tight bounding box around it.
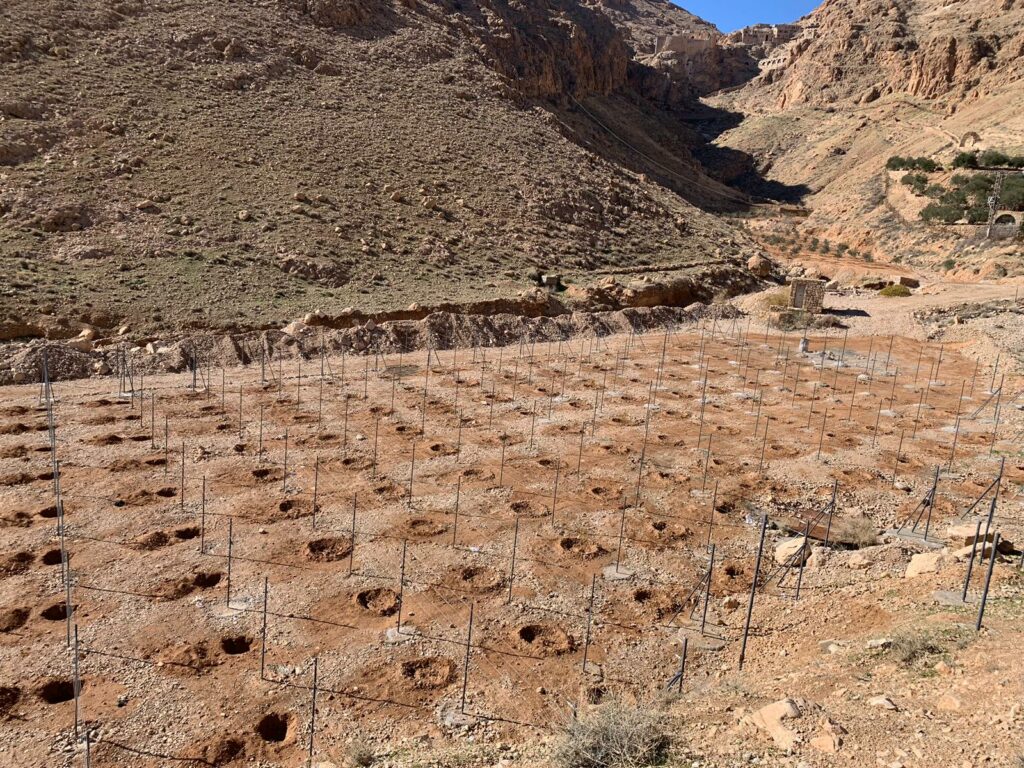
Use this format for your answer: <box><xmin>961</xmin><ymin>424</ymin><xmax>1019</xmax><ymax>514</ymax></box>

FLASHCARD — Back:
<box><xmin>788</xmin><ymin>278</ymin><xmax>825</xmax><ymax>314</ymax></box>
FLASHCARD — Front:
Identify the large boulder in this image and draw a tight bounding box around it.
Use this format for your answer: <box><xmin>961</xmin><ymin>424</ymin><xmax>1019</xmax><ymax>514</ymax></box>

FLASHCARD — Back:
<box><xmin>748</xmin><ymin>253</ymin><xmax>775</xmax><ymax>278</ymax></box>
<box><xmin>904</xmin><ymin>551</ymin><xmax>948</xmax><ymax>578</ymax></box>
<box><xmin>775</xmin><ymin>536</ymin><xmax>809</xmax><ymax>566</ymax></box>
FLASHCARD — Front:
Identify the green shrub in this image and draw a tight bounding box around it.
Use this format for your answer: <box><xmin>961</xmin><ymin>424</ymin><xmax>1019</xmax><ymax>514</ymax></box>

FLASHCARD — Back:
<box><xmin>953</xmin><ymin>151</ymin><xmax>979</xmax><ymax>169</ymax></box>
<box><xmin>980</xmin><ymin>149</ymin><xmax>1010</xmax><ymax>167</ymax></box>
<box><xmin>888</xmin><ymin>156</ymin><xmax>941</xmax><ymax>172</ymax></box>
<box><xmin>901</xmin><ymin>173</ymin><xmax>929</xmax><ymax>195</ymax></box>
<box><xmin>942</xmin><ymin>258</ymin><xmax>956</xmax><ymax>271</ymax></box>
<box><xmin>921</xmin><ymin>202</ymin><xmax>962</xmax><ymax>224</ymax></box>
<box><xmin>1002</xmin><ymin>176</ymin><xmax>1024</xmax><ymax>211</ymax></box>
<box><xmin>880</xmin><ymin>284</ymin><xmax>912</xmax><ymax>297</ymax></box>
<box><xmin>967</xmin><ymin>206</ymin><xmax>989</xmax><ymax>224</ymax></box>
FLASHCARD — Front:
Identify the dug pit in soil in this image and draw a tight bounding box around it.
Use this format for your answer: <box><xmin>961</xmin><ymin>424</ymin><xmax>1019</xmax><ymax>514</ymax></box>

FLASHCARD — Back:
<box><xmin>220</xmin><ymin>635</ymin><xmax>253</xmax><ymax>655</ymax></box>
<box><xmin>1</xmin><ymin>551</ymin><xmax>34</xmax><ymax>576</ymax></box>
<box><xmin>0</xmin><ymin>607</ymin><xmax>30</xmax><ymax>632</ymax></box>
<box><xmin>40</xmin><ymin>549</ymin><xmax>65</xmax><ymax>566</ymax></box>
<box><xmin>40</xmin><ymin>603</ymin><xmax>69</xmax><ymax>621</ymax></box>
<box><xmin>448</xmin><ymin>565</ymin><xmax>503</xmax><ymax>593</ymax></box>
<box><xmin>355</xmin><ymin>587</ymin><xmax>400</xmax><ymax>616</ymax></box>
<box><xmin>162</xmin><ymin>571</ymin><xmax>222</xmax><ymax>600</ymax></box>
<box><xmin>37</xmin><ymin>679</ymin><xmax>81</xmax><ymax>704</ymax></box>
<box><xmin>399</xmin><ymin>657</ymin><xmax>456</xmax><ymax>690</ymax></box>
<box><xmin>134</xmin><ymin>531</ymin><xmax>171</xmax><ymax>551</ymax></box>
<box><xmin>558</xmin><ymin>537</ymin><xmax>608</xmax><ymax>560</ymax></box>
<box><xmin>397</xmin><ymin>518</ymin><xmax>447</xmax><ymax>538</ymax></box>
<box><xmin>515</xmin><ymin>624</ymin><xmax>575</xmax><ymax>656</ymax></box>
<box><xmin>255</xmin><ymin>713</ymin><xmax>292</xmax><ymax>743</ymax></box>
<box><xmin>306</xmin><ymin>537</ymin><xmax>353</xmax><ymax>562</ymax></box>
<box><xmin>0</xmin><ymin>686</ymin><xmax>20</xmax><ymax>718</ymax></box>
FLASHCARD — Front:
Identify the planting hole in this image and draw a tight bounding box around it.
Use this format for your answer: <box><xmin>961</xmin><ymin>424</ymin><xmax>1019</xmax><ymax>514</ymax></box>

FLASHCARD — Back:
<box><xmin>220</xmin><ymin>635</ymin><xmax>252</xmax><ymax>655</ymax></box>
<box><xmin>37</xmin><ymin>679</ymin><xmax>79</xmax><ymax>704</ymax></box>
<box><xmin>0</xmin><ymin>686</ymin><xmax>21</xmax><ymax>718</ymax></box>
<box><xmin>40</xmin><ymin>603</ymin><xmax>68</xmax><ymax>621</ymax></box>
<box><xmin>193</xmin><ymin>572</ymin><xmax>222</xmax><ymax>589</ymax></box>
<box><xmin>306</xmin><ymin>537</ymin><xmax>352</xmax><ymax>562</ymax></box>
<box><xmin>355</xmin><ymin>588</ymin><xmax>400</xmax><ymax>616</ymax></box>
<box><xmin>0</xmin><ymin>608</ymin><xmax>30</xmax><ymax>632</ymax></box>
<box><xmin>41</xmin><ymin>549</ymin><xmax>64</xmax><ymax>566</ymax></box>
<box><xmin>255</xmin><ymin>713</ymin><xmax>290</xmax><ymax>743</ymax></box>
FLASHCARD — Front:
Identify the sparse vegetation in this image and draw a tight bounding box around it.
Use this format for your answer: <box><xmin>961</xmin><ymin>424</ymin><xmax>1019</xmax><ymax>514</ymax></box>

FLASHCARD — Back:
<box><xmin>887</xmin><ymin>627</ymin><xmax>973</xmax><ymax>669</ymax></box>
<box><xmin>879</xmin><ymin>284</ymin><xmax>912</xmax><ymax>297</ymax></box>
<box><xmin>942</xmin><ymin>258</ymin><xmax>956</xmax><ymax>271</ymax></box>
<box><xmin>554</xmin><ymin>700</ymin><xmax>670</xmax><ymax>768</ymax></box>
<box><xmin>890</xmin><ymin>633</ymin><xmax>944</xmax><ymax>666</ymax></box>
<box><xmin>762</xmin><ymin>289</ymin><xmax>790</xmax><ymax>310</ymax></box>
<box><xmin>346</xmin><ymin>739</ymin><xmax>376</xmax><ymax>767</ymax></box>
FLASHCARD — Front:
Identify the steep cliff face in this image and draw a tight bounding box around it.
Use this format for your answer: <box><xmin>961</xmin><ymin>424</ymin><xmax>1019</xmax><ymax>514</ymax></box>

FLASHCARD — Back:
<box><xmin>742</xmin><ymin>0</ymin><xmax>1024</xmax><ymax>110</ymax></box>
<box><xmin>283</xmin><ymin>0</ymin><xmax>631</xmax><ymax>102</ymax></box>
<box><xmin>708</xmin><ymin>0</ymin><xmax>1024</xmax><ymax>270</ymax></box>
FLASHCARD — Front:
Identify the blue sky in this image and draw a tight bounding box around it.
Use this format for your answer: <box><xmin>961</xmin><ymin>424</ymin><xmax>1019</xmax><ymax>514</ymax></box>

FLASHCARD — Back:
<box><xmin>674</xmin><ymin>0</ymin><xmax>820</xmax><ymax>32</ymax></box>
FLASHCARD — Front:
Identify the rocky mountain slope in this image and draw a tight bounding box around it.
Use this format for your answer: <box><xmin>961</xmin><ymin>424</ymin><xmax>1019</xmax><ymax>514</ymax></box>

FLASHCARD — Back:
<box><xmin>0</xmin><ymin>0</ymin><xmax>773</xmax><ymax>344</ymax></box>
<box><xmin>709</xmin><ymin>0</ymin><xmax>1024</xmax><ymax>271</ymax></box>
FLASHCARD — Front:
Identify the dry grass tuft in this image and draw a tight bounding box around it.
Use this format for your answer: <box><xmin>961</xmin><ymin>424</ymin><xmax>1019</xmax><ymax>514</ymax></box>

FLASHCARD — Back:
<box><xmin>554</xmin><ymin>699</ymin><xmax>669</xmax><ymax>768</ymax></box>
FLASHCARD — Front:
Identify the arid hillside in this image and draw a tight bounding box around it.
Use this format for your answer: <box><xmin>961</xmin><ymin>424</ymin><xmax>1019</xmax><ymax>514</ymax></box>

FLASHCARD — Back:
<box><xmin>0</xmin><ymin>0</ymin><xmax>772</xmax><ymax>344</ymax></box>
<box><xmin>710</xmin><ymin>0</ymin><xmax>1024</xmax><ymax>272</ymax></box>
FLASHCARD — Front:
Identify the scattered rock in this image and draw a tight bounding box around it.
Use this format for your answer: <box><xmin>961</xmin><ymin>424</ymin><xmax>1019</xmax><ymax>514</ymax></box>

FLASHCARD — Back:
<box><xmin>744</xmin><ymin>699</ymin><xmax>802</xmax><ymax>751</ymax></box>
<box><xmin>867</xmin><ymin>695</ymin><xmax>897</xmax><ymax>710</ymax></box>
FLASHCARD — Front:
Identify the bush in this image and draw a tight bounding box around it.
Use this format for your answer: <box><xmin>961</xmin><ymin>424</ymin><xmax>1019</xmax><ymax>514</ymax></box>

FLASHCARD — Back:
<box><xmin>953</xmin><ymin>151</ymin><xmax>979</xmax><ymax>169</ymax></box>
<box><xmin>888</xmin><ymin>156</ymin><xmax>940</xmax><ymax>172</ymax></box>
<box><xmin>880</xmin><ymin>284</ymin><xmax>912</xmax><ymax>298</ymax></box>
<box><xmin>1002</xmin><ymin>176</ymin><xmax>1024</xmax><ymax>211</ymax></box>
<box><xmin>942</xmin><ymin>258</ymin><xmax>956</xmax><ymax>271</ymax></box>
<box><xmin>901</xmin><ymin>173</ymin><xmax>929</xmax><ymax>195</ymax></box>
<box><xmin>980</xmin><ymin>149</ymin><xmax>1010</xmax><ymax>167</ymax></box>
<box><xmin>921</xmin><ymin>202</ymin><xmax>962</xmax><ymax>224</ymax></box>
<box><xmin>967</xmin><ymin>206</ymin><xmax>989</xmax><ymax>224</ymax></box>
<box><xmin>554</xmin><ymin>700</ymin><xmax>669</xmax><ymax>768</ymax></box>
